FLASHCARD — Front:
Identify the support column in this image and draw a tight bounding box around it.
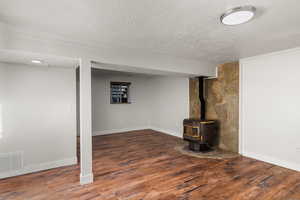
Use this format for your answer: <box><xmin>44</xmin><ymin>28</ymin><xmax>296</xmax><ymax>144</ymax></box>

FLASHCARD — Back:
<box><xmin>79</xmin><ymin>58</ymin><xmax>93</xmax><ymax>184</ymax></box>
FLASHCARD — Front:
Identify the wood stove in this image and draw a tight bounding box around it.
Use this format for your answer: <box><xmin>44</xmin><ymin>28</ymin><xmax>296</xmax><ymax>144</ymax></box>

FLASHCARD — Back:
<box><xmin>183</xmin><ymin>119</ymin><xmax>217</xmax><ymax>151</ymax></box>
<box><xmin>183</xmin><ymin>77</ymin><xmax>218</xmax><ymax>152</ymax></box>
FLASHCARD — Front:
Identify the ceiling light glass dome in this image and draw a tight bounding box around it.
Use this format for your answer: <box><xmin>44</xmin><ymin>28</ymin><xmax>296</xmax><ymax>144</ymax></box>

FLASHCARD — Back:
<box><xmin>221</xmin><ymin>6</ymin><xmax>256</xmax><ymax>26</ymax></box>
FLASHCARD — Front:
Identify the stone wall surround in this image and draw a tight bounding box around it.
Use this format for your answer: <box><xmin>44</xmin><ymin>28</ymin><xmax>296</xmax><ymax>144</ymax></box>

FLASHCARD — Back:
<box><xmin>189</xmin><ymin>62</ymin><xmax>239</xmax><ymax>152</ymax></box>
<box><xmin>189</xmin><ymin>78</ymin><xmax>200</xmax><ymax>119</ymax></box>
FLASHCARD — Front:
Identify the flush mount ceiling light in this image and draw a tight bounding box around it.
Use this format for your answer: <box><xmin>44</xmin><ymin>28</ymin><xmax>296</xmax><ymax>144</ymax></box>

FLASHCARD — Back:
<box><xmin>221</xmin><ymin>6</ymin><xmax>256</xmax><ymax>26</ymax></box>
<box><xmin>31</xmin><ymin>59</ymin><xmax>43</xmax><ymax>64</ymax></box>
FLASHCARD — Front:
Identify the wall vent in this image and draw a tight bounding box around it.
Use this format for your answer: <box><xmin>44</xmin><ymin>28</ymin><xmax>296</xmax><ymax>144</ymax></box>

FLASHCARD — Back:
<box><xmin>0</xmin><ymin>152</ymin><xmax>23</xmax><ymax>174</ymax></box>
<box><xmin>0</xmin><ymin>154</ymin><xmax>10</xmax><ymax>173</ymax></box>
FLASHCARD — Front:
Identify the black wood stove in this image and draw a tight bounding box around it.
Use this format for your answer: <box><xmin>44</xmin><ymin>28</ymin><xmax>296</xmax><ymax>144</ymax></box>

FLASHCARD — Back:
<box><xmin>183</xmin><ymin>77</ymin><xmax>218</xmax><ymax>152</ymax></box>
<box><xmin>183</xmin><ymin>119</ymin><xmax>217</xmax><ymax>151</ymax></box>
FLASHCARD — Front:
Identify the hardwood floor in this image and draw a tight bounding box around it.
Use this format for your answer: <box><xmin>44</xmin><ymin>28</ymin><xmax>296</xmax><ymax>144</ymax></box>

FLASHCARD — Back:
<box><xmin>0</xmin><ymin>130</ymin><xmax>299</xmax><ymax>200</ymax></box>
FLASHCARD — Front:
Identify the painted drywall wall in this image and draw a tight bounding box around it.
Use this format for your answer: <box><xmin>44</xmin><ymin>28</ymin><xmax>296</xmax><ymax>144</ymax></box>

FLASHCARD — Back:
<box><xmin>149</xmin><ymin>76</ymin><xmax>189</xmax><ymax>138</ymax></box>
<box><xmin>92</xmin><ymin>71</ymin><xmax>152</xmax><ymax>135</ymax></box>
<box><xmin>240</xmin><ymin>47</ymin><xmax>300</xmax><ymax>171</ymax></box>
<box><xmin>0</xmin><ymin>62</ymin><xmax>77</xmax><ymax>178</ymax></box>
<box><xmin>91</xmin><ymin>71</ymin><xmax>189</xmax><ymax>138</ymax></box>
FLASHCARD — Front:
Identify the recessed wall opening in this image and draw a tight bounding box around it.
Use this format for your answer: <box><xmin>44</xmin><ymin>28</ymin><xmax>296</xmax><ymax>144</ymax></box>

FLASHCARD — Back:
<box><xmin>90</xmin><ymin>63</ymin><xmax>191</xmax><ymax>137</ymax></box>
<box><xmin>72</xmin><ymin>61</ymin><xmax>197</xmax><ymax>183</ymax></box>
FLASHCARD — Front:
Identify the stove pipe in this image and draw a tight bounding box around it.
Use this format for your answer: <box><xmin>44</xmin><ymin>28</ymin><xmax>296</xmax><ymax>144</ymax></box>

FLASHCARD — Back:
<box><xmin>198</xmin><ymin>76</ymin><xmax>206</xmax><ymax>121</ymax></box>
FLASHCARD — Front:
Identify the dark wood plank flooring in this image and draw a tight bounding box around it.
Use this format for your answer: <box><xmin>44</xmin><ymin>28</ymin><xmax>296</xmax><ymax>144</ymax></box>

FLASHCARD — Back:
<box><xmin>0</xmin><ymin>130</ymin><xmax>299</xmax><ymax>200</ymax></box>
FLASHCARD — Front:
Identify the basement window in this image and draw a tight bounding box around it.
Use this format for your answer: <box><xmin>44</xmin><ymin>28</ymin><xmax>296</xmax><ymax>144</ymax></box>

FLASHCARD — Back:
<box><xmin>110</xmin><ymin>82</ymin><xmax>131</xmax><ymax>104</ymax></box>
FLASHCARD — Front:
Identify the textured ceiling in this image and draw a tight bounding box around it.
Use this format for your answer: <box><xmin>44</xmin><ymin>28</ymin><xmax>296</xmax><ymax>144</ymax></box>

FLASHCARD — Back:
<box><xmin>0</xmin><ymin>0</ymin><xmax>300</xmax><ymax>64</ymax></box>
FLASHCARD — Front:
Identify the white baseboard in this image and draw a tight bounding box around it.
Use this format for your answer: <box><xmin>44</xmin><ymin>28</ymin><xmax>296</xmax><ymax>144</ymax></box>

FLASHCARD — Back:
<box><xmin>93</xmin><ymin>126</ymin><xmax>183</xmax><ymax>139</ymax></box>
<box><xmin>0</xmin><ymin>157</ymin><xmax>77</xmax><ymax>179</ymax></box>
<box><xmin>80</xmin><ymin>173</ymin><xmax>94</xmax><ymax>185</ymax></box>
<box><xmin>243</xmin><ymin>151</ymin><xmax>300</xmax><ymax>172</ymax></box>
<box><xmin>150</xmin><ymin>127</ymin><xmax>182</xmax><ymax>138</ymax></box>
<box><xmin>93</xmin><ymin>127</ymin><xmax>151</xmax><ymax>136</ymax></box>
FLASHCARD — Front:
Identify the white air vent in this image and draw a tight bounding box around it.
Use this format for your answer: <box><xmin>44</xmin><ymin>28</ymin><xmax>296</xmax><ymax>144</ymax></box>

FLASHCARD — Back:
<box><xmin>0</xmin><ymin>154</ymin><xmax>10</xmax><ymax>173</ymax></box>
<box><xmin>0</xmin><ymin>152</ymin><xmax>23</xmax><ymax>175</ymax></box>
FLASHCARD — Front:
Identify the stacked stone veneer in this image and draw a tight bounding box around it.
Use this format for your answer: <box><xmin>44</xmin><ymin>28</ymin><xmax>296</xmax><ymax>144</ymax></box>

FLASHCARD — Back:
<box><xmin>189</xmin><ymin>62</ymin><xmax>239</xmax><ymax>152</ymax></box>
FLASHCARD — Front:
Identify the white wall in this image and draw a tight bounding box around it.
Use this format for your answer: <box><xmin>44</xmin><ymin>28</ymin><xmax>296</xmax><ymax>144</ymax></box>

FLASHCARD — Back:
<box><xmin>149</xmin><ymin>76</ymin><xmax>189</xmax><ymax>138</ymax></box>
<box><xmin>92</xmin><ymin>72</ymin><xmax>152</xmax><ymax>135</ymax></box>
<box><xmin>0</xmin><ymin>62</ymin><xmax>77</xmax><ymax>178</ymax></box>
<box><xmin>240</xmin><ymin>47</ymin><xmax>300</xmax><ymax>171</ymax></box>
<box><xmin>92</xmin><ymin>71</ymin><xmax>189</xmax><ymax>138</ymax></box>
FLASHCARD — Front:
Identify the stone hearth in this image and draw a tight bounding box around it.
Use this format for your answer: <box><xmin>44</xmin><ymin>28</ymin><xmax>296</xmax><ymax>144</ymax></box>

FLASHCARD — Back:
<box><xmin>175</xmin><ymin>142</ymin><xmax>239</xmax><ymax>159</ymax></box>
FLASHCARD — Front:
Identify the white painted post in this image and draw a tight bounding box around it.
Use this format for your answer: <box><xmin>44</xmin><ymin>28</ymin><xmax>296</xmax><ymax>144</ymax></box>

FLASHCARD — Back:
<box><xmin>79</xmin><ymin>58</ymin><xmax>93</xmax><ymax>184</ymax></box>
